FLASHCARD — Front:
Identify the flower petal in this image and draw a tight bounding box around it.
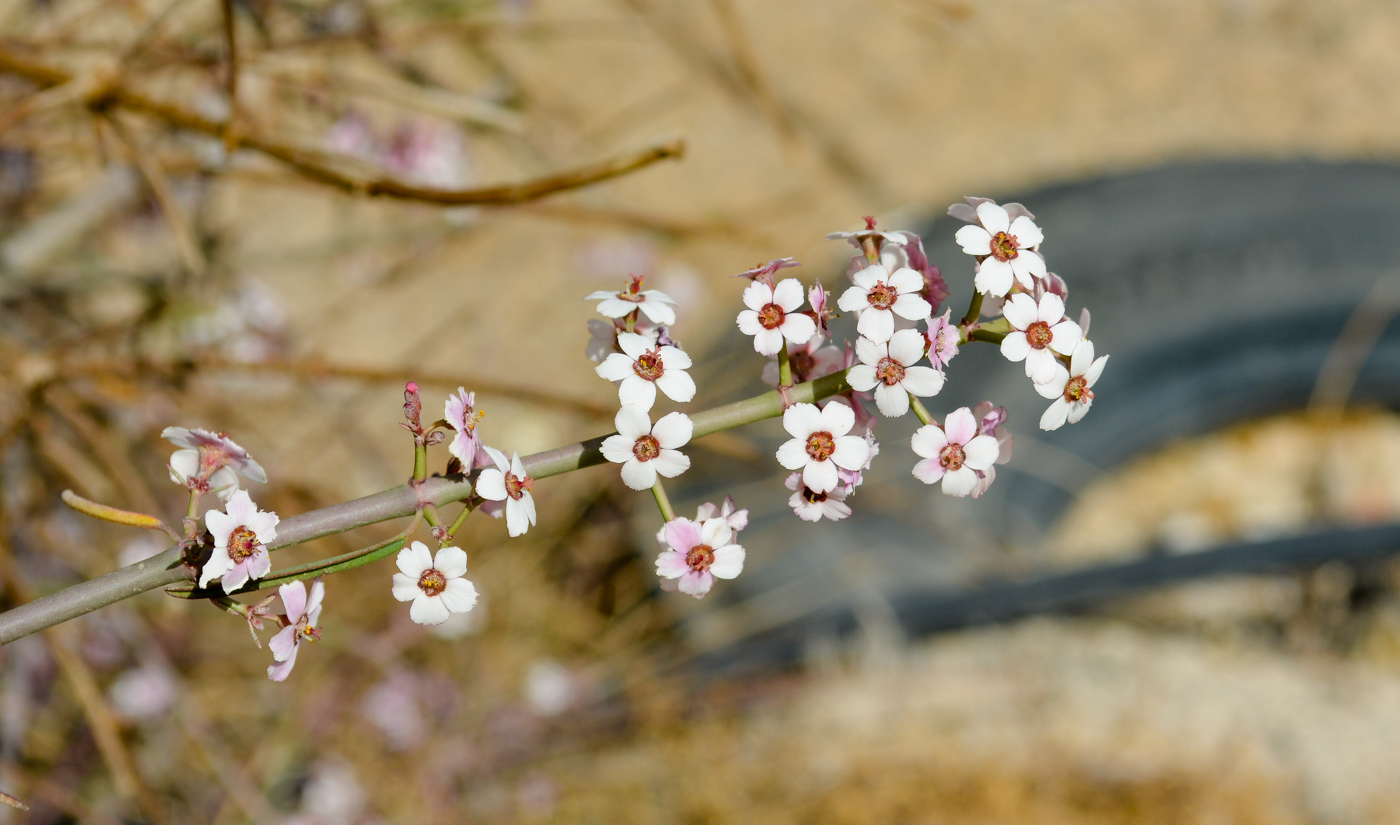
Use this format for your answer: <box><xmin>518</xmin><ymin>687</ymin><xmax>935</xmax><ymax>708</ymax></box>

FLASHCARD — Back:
<box><xmin>664</xmin><ymin>518</ymin><xmax>702</xmax><ymax>553</ymax></box>
<box><xmin>1001</xmin><ymin>293</ymin><xmax>1038</xmax><ymax>331</ymax></box>
<box><xmin>678</xmin><ymin>570</ymin><xmax>713</xmax><ymax>598</ymax></box>
<box><xmin>267</xmin><ymin>644</ymin><xmax>299</xmax><ymax>682</ymax></box>
<box><xmin>709</xmin><ymin>545</ymin><xmax>745</xmax><ymax>579</ymax></box>
<box><xmin>837</xmin><ymin>285</ymin><xmax>870</xmax><ymax>313</ymax></box>
<box><xmin>616</xmin><ymin>332</ymin><xmax>651</xmax><ymax>360</ymax></box>
<box><xmin>169</xmin><ymin>449</ymin><xmax>199</xmax><ymax>484</ymax></box>
<box><xmin>942</xmin><ymin>466</ymin><xmax>978</xmax><ymax>497</ymax></box>
<box><xmin>887</xmin><ymin>267</ymin><xmax>924</xmax><ymax>295</ymax></box>
<box><xmin>651</xmin><ymin>411</ymin><xmax>694</xmax><ymax>448</ymax></box>
<box><xmin>601</xmin><ymin>434</ymin><xmax>637</xmax><ymax>464</ymax></box>
<box><xmin>911</xmin><ymin>457</ymin><xmax>946</xmax><ymax>485</ymax></box>
<box><xmin>392</xmin><ymin>573</ymin><xmax>421</xmax><ymax>602</ymax></box>
<box><xmin>854</xmin><ymin>334</ymin><xmax>885</xmax><ymax>367</ymax></box>
<box><xmin>742</xmin><ymin>281</ymin><xmax>774</xmax><ymax>311</ymax></box>
<box><xmin>900</xmin><ymin>366</ymin><xmax>945</xmax><ymax>397</ymax></box>
<box><xmin>855</xmin><ymin>307</ymin><xmax>894</xmax><ymax>342</ymax></box>
<box><xmin>975</xmin><ymin>202</ymin><xmax>1010</xmax><ymax>234</ymax></box>
<box><xmin>1084</xmin><ymin>354</ymin><xmax>1109</xmax><ymax>388</ymax></box>
<box><xmin>873</xmin><ymin>383</ymin><xmax>909</xmax><ymax>417</ymax></box>
<box><xmin>620</xmin><ymin>457</ymin><xmax>657</xmax><ymax>490</ymax></box>
<box><xmin>802</xmin><ymin>458</ymin><xmax>838</xmax><ymax>494</ymax></box>
<box><xmin>1000</xmin><ymin>331</ymin><xmax>1031</xmax><ymax>362</ymax></box>
<box><xmin>945</xmin><ymin>407</ymin><xmax>978</xmax><ymax>444</ymax></box>
<box><xmin>410</xmin><ymin>593</ymin><xmax>451</xmax><ymax>625</ymax></box>
<box><xmin>782</xmin><ymin>402</ymin><xmax>823</xmax><ymax>438</ymax></box>
<box><xmin>654</xmin><ymin>369</ymin><xmax>696</xmax><ymax>403</ymax></box>
<box><xmin>830</xmin><ymin>435</ymin><xmax>871</xmax><ymax>470</ymax></box>
<box><xmin>269</xmin><ymin>625</ymin><xmax>298</xmax><ymax>662</ymax></box>
<box><xmin>225</xmin><ymin>490</ymin><xmax>256</xmax><ymax>523</ymax></box>
<box><xmin>910</xmin><ymin>424</ymin><xmax>948</xmax><ymax>459</ymax></box>
<box><xmin>475</xmin><ymin>469</ymin><xmax>507</xmax><ymax>501</ymax></box>
<box><xmin>1040</xmin><ymin>398</ymin><xmax>1071</xmax><ymax>431</ymax></box>
<box><xmin>772</xmin><ymin>278</ymin><xmax>805</xmax><ymax>312</ymax></box>
<box><xmin>614</xmin><ymin>404</ymin><xmax>652</xmax><ymax>441</ymax></box>
<box><xmin>974</xmin><ymin>259</ymin><xmax>1013</xmax><ymax>296</ymax></box>
<box><xmin>617</xmin><ymin>375</ymin><xmax>657</xmax><ymax>410</ymax></box>
<box><xmin>819</xmin><ymin>400</ymin><xmax>856</xmax><ymax>437</ymax></box>
<box><xmin>955</xmin><ymin>224</ymin><xmax>992</xmax><ymax>256</ymax></box>
<box><xmin>595</xmin><ymin>353</ymin><xmax>635</xmax><ymax>382</ymax></box>
<box><xmin>434</xmin><ymin>546</ymin><xmax>468</xmax><ymax>579</ymax></box>
<box><xmin>887</xmin><ymin>329</ymin><xmax>926</xmax><ymax>366</ymax></box>
<box><xmin>1067</xmin><ymin>398</ymin><xmax>1094</xmax><ymax>424</ymax></box>
<box><xmin>700</xmin><ymin>518</ymin><xmax>732</xmax><ymax>549</ymax></box>
<box><xmin>1009</xmin><ymin>215</ymin><xmax>1043</xmax><ymax>247</ymax></box>
<box><xmin>652</xmin><ymin>449</ymin><xmax>691</xmax><ymax>479</ymax></box>
<box><xmin>278</xmin><ymin>580</ymin><xmax>307</xmax><ymax>621</ymax></box>
<box><xmin>1048</xmin><ymin>321</ymin><xmax>1082</xmax><ymax>356</ymax></box>
<box><xmin>963</xmin><ymin>434</ymin><xmax>1001</xmax><ymax>471</ymax></box>
<box><xmin>845</xmin><ymin>364</ymin><xmax>878</xmax><ymax>392</ymax></box>
<box><xmin>736</xmin><ymin>309</ymin><xmax>764</xmax><ymax>335</ymax></box>
<box><xmin>779</xmin><ymin>313</ymin><xmax>817</xmax><ymax>345</ymax></box>
<box><xmin>439</xmin><ymin>577</ymin><xmax>478</xmax><ymax>613</ymax></box>
<box><xmin>655</xmin><ymin>550</ymin><xmax>689</xmax><ymax>579</ymax></box>
<box><xmin>776</xmin><ymin>438</ymin><xmax>810</xmax><ymax>470</ymax></box>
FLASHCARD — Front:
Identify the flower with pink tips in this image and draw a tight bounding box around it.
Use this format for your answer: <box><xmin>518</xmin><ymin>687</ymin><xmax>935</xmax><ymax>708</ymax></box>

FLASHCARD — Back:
<box><xmin>696</xmin><ymin>496</ymin><xmax>749</xmax><ymax>533</ymax></box>
<box><xmin>836</xmin><ymin>263</ymin><xmax>932</xmax><ymax>342</ymax></box>
<box><xmin>655</xmin><ymin>517</ymin><xmax>745</xmax><ymax>598</ymax></box>
<box><xmin>594</xmin><ymin>332</ymin><xmax>695</xmax><ymax>411</ymax></box>
<box><xmin>444</xmin><ymin>387</ymin><xmax>484</xmax><ymax>470</ymax></box>
<box><xmin>585</xmin><ymin>275</ymin><xmax>677</xmax><ymax>326</ymax></box>
<box><xmin>785</xmin><ymin>471</ymin><xmax>851</xmax><ymax>522</ymax></box>
<box><xmin>910</xmin><ymin>407</ymin><xmax>1001</xmax><ymax>497</ymax></box>
<box><xmin>391</xmin><ymin>541</ymin><xmax>478</xmax><ymax>625</ymax></box>
<box><xmin>845</xmin><ymin>329</ymin><xmax>946</xmax><ymax>418</ymax></box>
<box><xmin>200</xmin><ymin>490</ymin><xmax>279</xmax><ymax>591</ymax></box>
<box><xmin>953</xmin><ymin>200</ymin><xmax>1047</xmax><ymax>296</ymax></box>
<box><xmin>164</xmin><ymin>427</ymin><xmax>267</xmax><ymax>502</ymax></box>
<box><xmin>807</xmin><ymin>282</ymin><xmax>833</xmax><ymax>341</ymax></box>
<box><xmin>925</xmin><ymin>308</ymin><xmax>960</xmax><ymax>370</ymax></box>
<box><xmin>736</xmin><ymin>278</ymin><xmax>816</xmax><ymax>356</ymax></box>
<box><xmin>268</xmin><ymin>578</ymin><xmax>324</xmax><ymax>682</ymax></box>
<box><xmin>1035</xmin><ymin>339</ymin><xmax>1109</xmax><ymax>430</ymax></box>
<box><xmin>734</xmin><ymin>257</ymin><xmax>800</xmax><ymax>286</ymax></box>
<box><xmin>600</xmin><ymin>405</ymin><xmax>693</xmax><ymax>491</ymax></box>
<box><xmin>775</xmin><ymin>402</ymin><xmax>871</xmax><ymax>494</ymax></box>
<box><xmin>475</xmin><ymin>447</ymin><xmax>537</xmax><ymax>537</ymax></box>
<box><xmin>1000</xmin><ymin>292</ymin><xmax>1083</xmax><ymax>384</ymax></box>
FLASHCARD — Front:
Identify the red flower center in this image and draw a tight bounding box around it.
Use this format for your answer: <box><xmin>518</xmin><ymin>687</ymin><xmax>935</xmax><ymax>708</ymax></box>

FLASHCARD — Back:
<box><xmin>789</xmin><ymin>348</ymin><xmax>818</xmax><ymax>383</ymax></box>
<box><xmin>866</xmin><ymin>282</ymin><xmax>897</xmax><ymax>310</ymax></box>
<box><xmin>806</xmin><ymin>431</ymin><xmax>836</xmax><ymax>461</ymax></box>
<box><xmin>633</xmin><ymin>349</ymin><xmax>665</xmax><ymax>381</ymax></box>
<box><xmin>939</xmin><ymin>442</ymin><xmax>966</xmax><ymax>471</ymax></box>
<box><xmin>1025</xmin><ymin>321</ymin><xmax>1053</xmax><ymax>349</ymax></box>
<box><xmin>505</xmin><ymin>472</ymin><xmax>533</xmax><ymax>501</ymax></box>
<box><xmin>417</xmin><ymin>567</ymin><xmax>447</xmax><ymax>596</ymax></box>
<box><xmin>875</xmin><ymin>356</ymin><xmax>906</xmax><ymax>386</ymax></box>
<box><xmin>618</xmin><ymin>274</ymin><xmax>646</xmax><ymax>302</ymax></box>
<box><xmin>632</xmin><ymin>434</ymin><xmax>660</xmax><ymax>462</ymax></box>
<box><xmin>801</xmin><ymin>487</ymin><xmax>828</xmax><ymax>504</ymax></box>
<box><xmin>1064</xmin><ymin>376</ymin><xmax>1091</xmax><ymax>403</ymax></box>
<box><xmin>758</xmin><ymin>303</ymin><xmax>784</xmax><ymax>329</ymax></box>
<box><xmin>685</xmin><ymin>544</ymin><xmax>716</xmax><ymax>572</ymax></box>
<box><xmin>989</xmin><ymin>231</ymin><xmax>1020</xmax><ymax>262</ymax></box>
<box><xmin>227</xmin><ymin>526</ymin><xmax>260</xmax><ymax>563</ymax></box>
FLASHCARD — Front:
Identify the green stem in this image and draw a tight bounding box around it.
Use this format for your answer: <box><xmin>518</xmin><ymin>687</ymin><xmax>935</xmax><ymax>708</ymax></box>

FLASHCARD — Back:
<box><xmin>969</xmin><ymin>329</ymin><xmax>1006</xmax><ymax>345</ymax></box>
<box><xmin>909</xmin><ymin>396</ymin><xmax>934</xmax><ymax>426</ymax></box>
<box><xmin>777</xmin><ymin>342</ymin><xmax>792</xmax><ymax>387</ymax></box>
<box><xmin>960</xmin><ymin>290</ymin><xmax>985</xmax><ymax>327</ymax></box>
<box><xmin>421</xmin><ymin>502</ymin><xmax>442</xmax><ymax>529</ymax></box>
<box><xmin>443</xmin><ymin>499</ymin><xmax>477</xmax><ymax>542</ymax></box>
<box><xmin>186</xmin><ymin>489</ymin><xmax>200</xmax><ymax>521</ymax></box>
<box><xmin>412</xmin><ymin>441</ymin><xmax>427</xmax><ymax>483</ymax></box>
<box><xmin>650</xmin><ymin>479</ymin><xmax>676</xmax><ymax>522</ymax></box>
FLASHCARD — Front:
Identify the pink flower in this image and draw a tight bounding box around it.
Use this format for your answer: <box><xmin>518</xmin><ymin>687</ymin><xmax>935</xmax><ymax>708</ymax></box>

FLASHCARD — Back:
<box><xmin>925</xmin><ymin>308</ymin><xmax>960</xmax><ymax>369</ymax></box>
<box><xmin>200</xmin><ymin>490</ymin><xmax>278</xmax><ymax>590</ymax></box>
<box><xmin>655</xmin><ymin>518</ymin><xmax>745</xmax><ymax>598</ymax></box>
<box><xmin>910</xmin><ymin>407</ymin><xmax>1001</xmax><ymax>497</ymax></box>
<box><xmin>785</xmin><ymin>471</ymin><xmax>851</xmax><ymax>522</ymax></box>
<box><xmin>585</xmin><ymin>275</ymin><xmax>677</xmax><ymax>326</ymax></box>
<box><xmin>736</xmin><ymin>278</ymin><xmax>816</xmax><ymax>356</ymax></box>
<box><xmin>1035</xmin><ymin>339</ymin><xmax>1108</xmax><ymax>430</ymax></box>
<box><xmin>475</xmin><ymin>447</ymin><xmax>537</xmax><ymax>537</ymax></box>
<box><xmin>594</xmin><ymin>332</ymin><xmax>695</xmax><ymax>411</ymax></box>
<box><xmin>734</xmin><ymin>257</ymin><xmax>800</xmax><ymax>287</ymax></box>
<box><xmin>775</xmin><ymin>402</ymin><xmax>871</xmax><ymax>494</ymax></box>
<box><xmin>845</xmin><ymin>330</ymin><xmax>946</xmax><ymax>418</ymax></box>
<box><xmin>836</xmin><ymin>263</ymin><xmax>932</xmax><ymax>342</ymax></box>
<box><xmin>600</xmin><ymin>405</ymin><xmax>692</xmax><ymax>491</ymax></box>
<box><xmin>807</xmin><ymin>282</ymin><xmax>833</xmax><ymax>341</ymax></box>
<box><xmin>164</xmin><ymin>427</ymin><xmax>266</xmax><ymax>502</ymax></box>
<box><xmin>444</xmin><ymin>387</ymin><xmax>484</xmax><ymax>470</ymax></box>
<box><xmin>391</xmin><ymin>541</ymin><xmax>478</xmax><ymax>625</ymax></box>
<box><xmin>968</xmin><ymin>402</ymin><xmax>1013</xmax><ymax>499</ymax></box>
<box><xmin>953</xmin><ymin>200</ymin><xmax>1047</xmax><ymax>296</ymax></box>
<box><xmin>267</xmin><ymin>578</ymin><xmax>324</xmax><ymax>682</ymax></box>
<box><xmin>1000</xmin><ymin>293</ymin><xmax>1083</xmax><ymax>384</ymax></box>
<box><xmin>761</xmin><ymin>337</ymin><xmax>844</xmax><ymax>387</ymax></box>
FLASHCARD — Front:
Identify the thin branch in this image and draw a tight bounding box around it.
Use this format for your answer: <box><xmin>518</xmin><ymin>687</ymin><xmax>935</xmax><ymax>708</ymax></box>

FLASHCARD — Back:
<box><xmin>0</xmin><ymin>44</ymin><xmax>685</xmax><ymax>207</ymax></box>
<box><xmin>218</xmin><ymin>0</ymin><xmax>238</xmax><ymax>151</ymax></box>
<box><xmin>102</xmin><ymin>112</ymin><xmax>207</xmax><ymax>275</ymax></box>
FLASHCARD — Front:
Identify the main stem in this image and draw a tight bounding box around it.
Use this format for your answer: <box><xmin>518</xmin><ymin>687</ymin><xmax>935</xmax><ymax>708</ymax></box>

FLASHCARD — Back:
<box><xmin>0</xmin><ymin>371</ymin><xmax>852</xmax><ymax>646</ymax></box>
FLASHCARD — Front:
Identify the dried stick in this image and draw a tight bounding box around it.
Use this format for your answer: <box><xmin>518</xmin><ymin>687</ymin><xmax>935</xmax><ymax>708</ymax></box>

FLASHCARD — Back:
<box><xmin>102</xmin><ymin>112</ymin><xmax>207</xmax><ymax>275</ymax></box>
<box><xmin>0</xmin><ymin>45</ymin><xmax>684</xmax><ymax>207</ymax></box>
<box><xmin>218</xmin><ymin>0</ymin><xmax>238</xmax><ymax>151</ymax></box>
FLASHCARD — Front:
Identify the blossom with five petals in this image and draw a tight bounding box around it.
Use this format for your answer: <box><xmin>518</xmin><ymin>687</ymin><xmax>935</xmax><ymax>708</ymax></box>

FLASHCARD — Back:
<box><xmin>600</xmin><ymin>405</ymin><xmax>693</xmax><ymax>491</ymax></box>
<box><xmin>654</xmin><ymin>517</ymin><xmax>745</xmax><ymax>598</ymax></box>
<box><xmin>475</xmin><ymin>447</ymin><xmax>537</xmax><ymax>537</ymax></box>
<box><xmin>785</xmin><ymin>471</ymin><xmax>851</xmax><ymax>522</ymax></box>
<box><xmin>954</xmin><ymin>201</ymin><xmax>1047</xmax><ymax>296</ymax></box>
<box><xmin>736</xmin><ymin>278</ymin><xmax>817</xmax><ymax>356</ymax></box>
<box><xmin>200</xmin><ymin>490</ymin><xmax>278</xmax><ymax>590</ymax></box>
<box><xmin>845</xmin><ymin>329</ymin><xmax>946</xmax><ymax>418</ymax></box>
<box><xmin>585</xmin><ymin>275</ymin><xmax>677</xmax><ymax>325</ymax></box>
<box><xmin>594</xmin><ymin>332</ymin><xmax>695</xmax><ymax>411</ymax></box>
<box><xmin>164</xmin><ymin>427</ymin><xmax>267</xmax><ymax>502</ymax></box>
<box><xmin>1035</xmin><ymin>339</ymin><xmax>1109</xmax><ymax>430</ymax></box>
<box><xmin>1000</xmin><ymin>293</ymin><xmax>1083</xmax><ymax>384</ymax></box>
<box><xmin>836</xmin><ymin>263</ymin><xmax>932</xmax><ymax>342</ymax></box>
<box><xmin>268</xmin><ymin>578</ymin><xmax>324</xmax><ymax>682</ymax></box>
<box><xmin>910</xmin><ymin>407</ymin><xmax>1001</xmax><ymax>497</ymax></box>
<box><xmin>775</xmin><ymin>402</ymin><xmax>871</xmax><ymax>494</ymax></box>
<box><xmin>391</xmin><ymin>541</ymin><xmax>478</xmax><ymax>625</ymax></box>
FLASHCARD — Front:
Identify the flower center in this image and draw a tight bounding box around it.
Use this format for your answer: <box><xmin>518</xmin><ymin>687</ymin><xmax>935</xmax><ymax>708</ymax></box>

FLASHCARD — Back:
<box><xmin>685</xmin><ymin>544</ymin><xmax>715</xmax><ymax>572</ymax></box>
<box><xmin>989</xmin><ymin>231</ymin><xmax>1020</xmax><ymax>262</ymax></box>
<box><xmin>1064</xmin><ymin>375</ymin><xmax>1092</xmax><ymax>403</ymax></box>
<box><xmin>505</xmin><ymin>472</ymin><xmax>533</xmax><ymax>501</ymax></box>
<box><xmin>875</xmin><ymin>356</ymin><xmax>906</xmax><ymax>386</ymax></box>
<box><xmin>801</xmin><ymin>487</ymin><xmax>828</xmax><ymax>504</ymax></box>
<box><xmin>789</xmin><ymin>348</ymin><xmax>817</xmax><ymax>383</ymax></box>
<box><xmin>227</xmin><ymin>526</ymin><xmax>260</xmax><ymax>563</ymax></box>
<box><xmin>417</xmin><ymin>568</ymin><xmax>447</xmax><ymax>596</ymax></box>
<box><xmin>939</xmin><ymin>442</ymin><xmax>966</xmax><ymax>471</ymax></box>
<box><xmin>806</xmin><ymin>431</ymin><xmax>836</xmax><ymax>461</ymax></box>
<box><xmin>296</xmin><ymin>617</ymin><xmax>322</xmax><ymax>643</ymax></box>
<box><xmin>633</xmin><ymin>349</ymin><xmax>665</xmax><ymax>381</ymax></box>
<box><xmin>1025</xmin><ymin>321</ymin><xmax>1053</xmax><ymax>349</ymax></box>
<box><xmin>632</xmin><ymin>434</ymin><xmax>660</xmax><ymax>462</ymax></box>
<box><xmin>618</xmin><ymin>274</ymin><xmax>646</xmax><ymax>302</ymax></box>
<box><xmin>757</xmin><ymin>303</ymin><xmax>784</xmax><ymax>329</ymax></box>
<box><xmin>866</xmin><ymin>282</ymin><xmax>897</xmax><ymax>310</ymax></box>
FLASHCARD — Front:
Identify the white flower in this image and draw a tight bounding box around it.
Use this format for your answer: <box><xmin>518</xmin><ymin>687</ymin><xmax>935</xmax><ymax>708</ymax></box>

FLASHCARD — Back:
<box><xmin>391</xmin><ymin>541</ymin><xmax>478</xmax><ymax>626</ymax></box>
<box><xmin>600</xmin><ymin>405</ymin><xmax>692</xmax><ymax>491</ymax></box>
<box><xmin>845</xmin><ymin>329</ymin><xmax>946</xmax><ymax>418</ymax></box>
<box><xmin>1036</xmin><ymin>339</ymin><xmax>1109</xmax><ymax>430</ymax></box>
<box><xmin>267</xmin><ymin>578</ymin><xmax>324</xmax><ymax>682</ymax></box>
<box><xmin>784</xmin><ymin>471</ymin><xmax>851</xmax><ymax>522</ymax></box>
<box><xmin>775</xmin><ymin>402</ymin><xmax>871</xmax><ymax>494</ymax></box>
<box><xmin>954</xmin><ymin>201</ymin><xmax>1047</xmax><ymax>296</ymax></box>
<box><xmin>736</xmin><ymin>278</ymin><xmax>817</xmax><ymax>356</ymax></box>
<box><xmin>910</xmin><ymin>407</ymin><xmax>1001</xmax><ymax>497</ymax></box>
<box><xmin>594</xmin><ymin>332</ymin><xmax>695</xmax><ymax>411</ymax></box>
<box><xmin>200</xmin><ymin>490</ymin><xmax>278</xmax><ymax>590</ymax></box>
<box><xmin>999</xmin><ymin>292</ymin><xmax>1083</xmax><ymax>384</ymax></box>
<box><xmin>475</xmin><ymin>447</ymin><xmax>537</xmax><ymax>537</ymax></box>
<box><xmin>654</xmin><ymin>517</ymin><xmax>745</xmax><ymax>598</ymax></box>
<box><xmin>585</xmin><ymin>275</ymin><xmax>677</xmax><ymax>326</ymax></box>
<box><xmin>836</xmin><ymin>263</ymin><xmax>932</xmax><ymax>342</ymax></box>
<box><xmin>163</xmin><ymin>427</ymin><xmax>266</xmax><ymax>502</ymax></box>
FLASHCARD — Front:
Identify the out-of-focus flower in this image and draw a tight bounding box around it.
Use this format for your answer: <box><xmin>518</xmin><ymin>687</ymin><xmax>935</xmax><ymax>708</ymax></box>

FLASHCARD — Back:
<box><xmin>969</xmin><ymin>402</ymin><xmax>1013</xmax><ymax>498</ymax></box>
<box><xmin>925</xmin><ymin>308</ymin><xmax>960</xmax><ymax>370</ymax></box>
<box><xmin>827</xmin><ymin>217</ymin><xmax>903</xmax><ymax>256</ymax></box>
<box><xmin>1001</xmin><ymin>292</ymin><xmax>1083</xmax><ymax>384</ymax></box>
<box><xmin>107</xmin><ymin>661</ymin><xmax>178</xmax><ymax>722</ymax></box>
<box><xmin>164</xmin><ymin>427</ymin><xmax>266</xmax><ymax>502</ymax></box>
<box><xmin>775</xmin><ymin>402</ymin><xmax>871</xmax><ymax>494</ymax></box>
<box><xmin>911</xmin><ymin>407</ymin><xmax>1001</xmax><ymax>497</ymax></box>
<box><xmin>297</xmin><ymin>759</ymin><xmax>368</xmax><ymax>823</ymax></box>
<box><xmin>523</xmin><ymin>660</ymin><xmax>574</xmax><ymax>717</ymax></box>
<box><xmin>785</xmin><ymin>471</ymin><xmax>851</xmax><ymax>522</ymax></box>
<box><xmin>385</xmin><ymin>119</ymin><xmax>472</xmax><ymax>188</ymax></box>
<box><xmin>1036</xmin><ymin>339</ymin><xmax>1109</xmax><ymax>430</ymax></box>
<box><xmin>361</xmin><ymin>671</ymin><xmax>428</xmax><ymax>752</ymax></box>
<box><xmin>392</xmin><ymin>542</ymin><xmax>478</xmax><ymax>626</ymax></box>
<box><xmin>444</xmin><ymin>387</ymin><xmax>484</xmax><ymax>470</ymax></box>
<box><xmin>655</xmin><ymin>517</ymin><xmax>745</xmax><ymax>598</ymax></box>
<box><xmin>761</xmin><ymin>337</ymin><xmax>844</xmax><ymax>387</ymax></box>
<box><xmin>268</xmin><ymin>579</ymin><xmax>324</xmax><ymax>682</ymax></box>
<box><xmin>476</xmin><ymin>448</ymin><xmax>537</xmax><ymax>537</ymax></box>
<box><xmin>594</xmin><ymin>332</ymin><xmax>695</xmax><ymax>411</ymax></box>
<box><xmin>836</xmin><ymin>264</ymin><xmax>932</xmax><ymax>342</ymax></box>
<box><xmin>733</xmin><ymin>256</ymin><xmax>800</xmax><ymax>287</ymax></box>
<box><xmin>585</xmin><ymin>275</ymin><xmax>677</xmax><ymax>326</ymax></box>
<box><xmin>953</xmin><ymin>200</ymin><xmax>1047</xmax><ymax>296</ymax></box>
<box><xmin>200</xmin><ymin>490</ymin><xmax>278</xmax><ymax>590</ymax></box>
<box><xmin>600</xmin><ymin>405</ymin><xmax>692</xmax><ymax>491</ymax></box>
<box><xmin>845</xmin><ymin>330</ymin><xmax>945</xmax><ymax>418</ymax></box>
<box><xmin>736</xmin><ymin>279</ymin><xmax>816</xmax><ymax>356</ymax></box>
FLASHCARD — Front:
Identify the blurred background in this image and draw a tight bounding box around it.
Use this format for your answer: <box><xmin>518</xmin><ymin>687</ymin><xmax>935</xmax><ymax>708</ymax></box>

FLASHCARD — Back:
<box><xmin>5</xmin><ymin>0</ymin><xmax>1400</xmax><ymax>822</ymax></box>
